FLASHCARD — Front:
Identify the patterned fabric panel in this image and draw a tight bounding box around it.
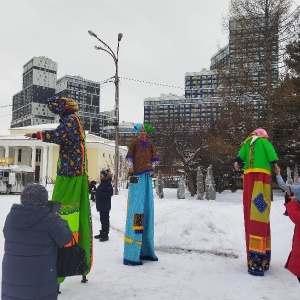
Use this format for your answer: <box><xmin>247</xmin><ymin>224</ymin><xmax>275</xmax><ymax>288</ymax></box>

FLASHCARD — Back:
<box><xmin>42</xmin><ymin>113</ymin><xmax>85</xmax><ymax>177</ymax></box>
<box><xmin>133</xmin><ymin>213</ymin><xmax>144</xmax><ymax>233</ymax></box>
<box><xmin>126</xmin><ymin>137</ymin><xmax>159</xmax><ymax>175</ymax></box>
<box><xmin>250</xmin><ymin>180</ymin><xmax>271</xmax><ymax>223</ymax></box>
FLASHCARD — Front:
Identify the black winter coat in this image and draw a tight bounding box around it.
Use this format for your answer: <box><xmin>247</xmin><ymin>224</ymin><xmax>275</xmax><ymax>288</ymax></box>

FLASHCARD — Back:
<box><xmin>2</xmin><ymin>204</ymin><xmax>73</xmax><ymax>300</ymax></box>
<box><xmin>96</xmin><ymin>179</ymin><xmax>113</xmax><ymax>212</ymax></box>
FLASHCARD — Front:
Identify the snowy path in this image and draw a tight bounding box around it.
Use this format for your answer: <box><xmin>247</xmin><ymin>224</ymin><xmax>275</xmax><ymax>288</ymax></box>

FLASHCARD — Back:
<box><xmin>0</xmin><ymin>189</ymin><xmax>299</xmax><ymax>299</ymax></box>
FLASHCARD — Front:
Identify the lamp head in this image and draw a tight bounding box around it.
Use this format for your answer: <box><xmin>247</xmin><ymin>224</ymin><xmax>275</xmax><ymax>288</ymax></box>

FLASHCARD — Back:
<box><xmin>118</xmin><ymin>33</ymin><xmax>123</xmax><ymax>42</ymax></box>
<box><xmin>88</xmin><ymin>30</ymin><xmax>97</xmax><ymax>38</ymax></box>
<box><xmin>94</xmin><ymin>45</ymin><xmax>104</xmax><ymax>50</ymax></box>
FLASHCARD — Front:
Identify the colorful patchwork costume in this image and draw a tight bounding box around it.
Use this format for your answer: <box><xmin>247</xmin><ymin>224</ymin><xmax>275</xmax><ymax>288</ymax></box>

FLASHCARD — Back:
<box><xmin>235</xmin><ymin>128</ymin><xmax>278</xmax><ymax>276</ymax></box>
<box><xmin>123</xmin><ymin>123</ymin><xmax>159</xmax><ymax>265</ymax></box>
<box><xmin>31</xmin><ymin>97</ymin><xmax>93</xmax><ymax>283</ymax></box>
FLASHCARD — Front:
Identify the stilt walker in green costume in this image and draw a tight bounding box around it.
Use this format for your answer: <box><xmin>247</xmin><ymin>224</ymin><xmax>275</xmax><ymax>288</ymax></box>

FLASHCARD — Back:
<box><xmin>25</xmin><ymin>96</ymin><xmax>93</xmax><ymax>290</ymax></box>
<box><xmin>234</xmin><ymin>128</ymin><xmax>278</xmax><ymax>277</ymax></box>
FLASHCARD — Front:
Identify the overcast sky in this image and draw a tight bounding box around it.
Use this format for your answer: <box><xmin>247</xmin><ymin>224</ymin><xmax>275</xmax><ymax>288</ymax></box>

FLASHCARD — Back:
<box><xmin>1</xmin><ymin>0</ymin><xmax>299</xmax><ymax>135</ymax></box>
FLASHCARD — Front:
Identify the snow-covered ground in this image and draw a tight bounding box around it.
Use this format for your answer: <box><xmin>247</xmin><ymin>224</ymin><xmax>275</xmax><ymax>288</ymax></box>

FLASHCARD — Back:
<box><xmin>0</xmin><ymin>187</ymin><xmax>299</xmax><ymax>300</ymax></box>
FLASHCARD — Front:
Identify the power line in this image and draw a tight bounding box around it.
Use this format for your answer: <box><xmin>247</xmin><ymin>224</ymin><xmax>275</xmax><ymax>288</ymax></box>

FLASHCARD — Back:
<box><xmin>120</xmin><ymin>77</ymin><xmax>184</xmax><ymax>89</ymax></box>
<box><xmin>99</xmin><ymin>76</ymin><xmax>184</xmax><ymax>90</ymax></box>
<box><xmin>0</xmin><ymin>106</ymin><xmax>12</xmax><ymax>118</ymax></box>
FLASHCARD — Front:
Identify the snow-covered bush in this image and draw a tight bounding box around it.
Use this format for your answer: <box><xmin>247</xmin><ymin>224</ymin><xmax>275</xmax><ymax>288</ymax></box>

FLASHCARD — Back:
<box><xmin>177</xmin><ymin>176</ymin><xmax>185</xmax><ymax>199</ymax></box>
<box><xmin>294</xmin><ymin>165</ymin><xmax>299</xmax><ymax>184</ymax></box>
<box><xmin>196</xmin><ymin>167</ymin><xmax>204</xmax><ymax>200</ymax></box>
<box><xmin>205</xmin><ymin>165</ymin><xmax>216</xmax><ymax>200</ymax></box>
<box><xmin>156</xmin><ymin>170</ymin><xmax>164</xmax><ymax>198</ymax></box>
<box><xmin>287</xmin><ymin>167</ymin><xmax>293</xmax><ymax>185</ymax></box>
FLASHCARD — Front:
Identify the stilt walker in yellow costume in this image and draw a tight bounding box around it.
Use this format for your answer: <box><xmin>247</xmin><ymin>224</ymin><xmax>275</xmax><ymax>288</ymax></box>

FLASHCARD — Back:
<box><xmin>25</xmin><ymin>96</ymin><xmax>93</xmax><ymax>289</ymax></box>
<box><xmin>234</xmin><ymin>128</ymin><xmax>278</xmax><ymax>276</ymax></box>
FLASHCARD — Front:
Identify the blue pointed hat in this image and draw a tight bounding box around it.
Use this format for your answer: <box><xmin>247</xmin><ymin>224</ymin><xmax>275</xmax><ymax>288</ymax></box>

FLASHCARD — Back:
<box><xmin>132</xmin><ymin>123</ymin><xmax>156</xmax><ymax>134</ymax></box>
<box><xmin>132</xmin><ymin>123</ymin><xmax>143</xmax><ymax>134</ymax></box>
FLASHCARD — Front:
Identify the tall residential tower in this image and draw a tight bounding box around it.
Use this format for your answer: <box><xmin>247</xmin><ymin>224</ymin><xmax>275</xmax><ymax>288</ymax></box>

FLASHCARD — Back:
<box><xmin>11</xmin><ymin>56</ymin><xmax>57</xmax><ymax>128</ymax></box>
<box><xmin>56</xmin><ymin>75</ymin><xmax>101</xmax><ymax>135</ymax></box>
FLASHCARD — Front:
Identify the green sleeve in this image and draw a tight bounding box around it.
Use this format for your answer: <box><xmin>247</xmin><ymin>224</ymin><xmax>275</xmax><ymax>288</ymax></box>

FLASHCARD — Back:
<box><xmin>262</xmin><ymin>139</ymin><xmax>278</xmax><ymax>162</ymax></box>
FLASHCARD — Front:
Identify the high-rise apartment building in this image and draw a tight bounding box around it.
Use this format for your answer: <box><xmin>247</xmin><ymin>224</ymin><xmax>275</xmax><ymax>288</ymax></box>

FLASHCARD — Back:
<box><xmin>210</xmin><ymin>16</ymin><xmax>279</xmax><ymax>99</ymax></box>
<box><xmin>56</xmin><ymin>75</ymin><xmax>101</xmax><ymax>135</ymax></box>
<box><xmin>210</xmin><ymin>45</ymin><xmax>230</xmax><ymax>71</ymax></box>
<box><xmin>102</xmin><ymin>121</ymin><xmax>135</xmax><ymax>147</ymax></box>
<box><xmin>144</xmin><ymin>92</ymin><xmax>222</xmax><ymax>130</ymax></box>
<box><xmin>209</xmin><ymin>17</ymin><xmax>279</xmax><ymax>121</ymax></box>
<box><xmin>11</xmin><ymin>56</ymin><xmax>57</xmax><ymax>128</ymax></box>
<box><xmin>144</xmin><ymin>16</ymin><xmax>279</xmax><ymax>131</ymax></box>
<box><xmin>144</xmin><ymin>69</ymin><xmax>222</xmax><ymax>129</ymax></box>
<box><xmin>185</xmin><ymin>68</ymin><xmax>222</xmax><ymax>99</ymax></box>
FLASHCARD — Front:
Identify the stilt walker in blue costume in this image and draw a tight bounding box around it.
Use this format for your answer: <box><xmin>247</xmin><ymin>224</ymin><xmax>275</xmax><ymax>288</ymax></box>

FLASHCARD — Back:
<box><xmin>123</xmin><ymin>123</ymin><xmax>159</xmax><ymax>265</ymax></box>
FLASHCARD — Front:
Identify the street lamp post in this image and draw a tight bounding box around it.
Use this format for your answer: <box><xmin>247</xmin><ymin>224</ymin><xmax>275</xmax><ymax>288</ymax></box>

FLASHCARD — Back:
<box><xmin>88</xmin><ymin>30</ymin><xmax>123</xmax><ymax>195</ymax></box>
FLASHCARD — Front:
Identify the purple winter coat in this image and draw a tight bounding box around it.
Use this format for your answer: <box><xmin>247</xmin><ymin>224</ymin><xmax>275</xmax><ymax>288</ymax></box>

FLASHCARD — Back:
<box><xmin>2</xmin><ymin>204</ymin><xmax>73</xmax><ymax>300</ymax></box>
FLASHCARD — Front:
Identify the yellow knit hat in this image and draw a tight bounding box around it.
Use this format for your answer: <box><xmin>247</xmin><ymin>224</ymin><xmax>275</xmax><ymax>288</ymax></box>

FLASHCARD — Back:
<box><xmin>61</xmin><ymin>97</ymin><xmax>79</xmax><ymax>112</ymax></box>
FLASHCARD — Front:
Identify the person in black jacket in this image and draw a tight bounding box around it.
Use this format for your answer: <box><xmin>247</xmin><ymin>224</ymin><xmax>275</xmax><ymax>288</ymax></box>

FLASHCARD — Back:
<box><xmin>94</xmin><ymin>169</ymin><xmax>113</xmax><ymax>242</ymax></box>
<box><xmin>89</xmin><ymin>180</ymin><xmax>97</xmax><ymax>202</ymax></box>
<box><xmin>1</xmin><ymin>184</ymin><xmax>73</xmax><ymax>300</ymax></box>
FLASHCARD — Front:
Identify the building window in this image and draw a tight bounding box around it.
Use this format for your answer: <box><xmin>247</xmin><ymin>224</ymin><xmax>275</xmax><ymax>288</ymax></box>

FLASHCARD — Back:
<box><xmin>18</xmin><ymin>149</ymin><xmax>22</xmax><ymax>162</ymax></box>
<box><xmin>36</xmin><ymin>149</ymin><xmax>41</xmax><ymax>162</ymax></box>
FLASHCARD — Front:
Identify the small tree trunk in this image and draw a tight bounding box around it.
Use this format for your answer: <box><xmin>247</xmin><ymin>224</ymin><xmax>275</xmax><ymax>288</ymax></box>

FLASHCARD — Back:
<box><xmin>187</xmin><ymin>171</ymin><xmax>196</xmax><ymax>197</ymax></box>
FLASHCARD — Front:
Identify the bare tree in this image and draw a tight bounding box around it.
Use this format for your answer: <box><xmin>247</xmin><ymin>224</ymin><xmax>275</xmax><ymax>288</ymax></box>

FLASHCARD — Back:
<box><xmin>216</xmin><ymin>0</ymin><xmax>300</xmax><ymax>138</ymax></box>
<box><xmin>272</xmin><ymin>33</ymin><xmax>300</xmax><ymax>167</ymax></box>
<box><xmin>152</xmin><ymin>119</ymin><xmax>211</xmax><ymax>197</ymax></box>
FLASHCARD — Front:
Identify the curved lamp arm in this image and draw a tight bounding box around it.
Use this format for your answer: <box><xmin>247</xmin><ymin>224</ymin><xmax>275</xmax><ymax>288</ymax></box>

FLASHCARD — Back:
<box><xmin>94</xmin><ymin>46</ymin><xmax>117</xmax><ymax>65</ymax></box>
<box><xmin>88</xmin><ymin>30</ymin><xmax>117</xmax><ymax>61</ymax></box>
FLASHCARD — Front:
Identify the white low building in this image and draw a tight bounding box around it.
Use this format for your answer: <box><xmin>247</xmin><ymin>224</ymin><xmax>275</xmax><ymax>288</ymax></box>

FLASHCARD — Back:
<box><xmin>0</xmin><ymin>124</ymin><xmax>128</xmax><ymax>185</ymax></box>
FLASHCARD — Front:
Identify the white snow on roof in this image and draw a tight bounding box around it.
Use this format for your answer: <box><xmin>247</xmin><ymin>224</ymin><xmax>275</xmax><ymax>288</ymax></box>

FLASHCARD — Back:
<box><xmin>0</xmin><ymin>165</ymin><xmax>34</xmax><ymax>172</ymax></box>
<box><xmin>10</xmin><ymin>123</ymin><xmax>60</xmax><ymax>130</ymax></box>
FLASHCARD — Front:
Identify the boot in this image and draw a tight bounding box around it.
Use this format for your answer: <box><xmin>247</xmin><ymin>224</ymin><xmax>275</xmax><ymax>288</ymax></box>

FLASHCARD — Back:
<box><xmin>57</xmin><ymin>284</ymin><xmax>61</xmax><ymax>294</ymax></box>
<box><xmin>94</xmin><ymin>230</ymin><xmax>103</xmax><ymax>239</ymax></box>
<box><xmin>81</xmin><ymin>275</ymin><xmax>88</xmax><ymax>283</ymax></box>
<box><xmin>100</xmin><ymin>232</ymin><xmax>109</xmax><ymax>242</ymax></box>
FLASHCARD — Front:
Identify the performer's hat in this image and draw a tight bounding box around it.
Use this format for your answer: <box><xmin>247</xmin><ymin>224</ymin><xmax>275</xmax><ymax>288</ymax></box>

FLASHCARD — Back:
<box><xmin>100</xmin><ymin>169</ymin><xmax>110</xmax><ymax>176</ymax></box>
<box><xmin>132</xmin><ymin>123</ymin><xmax>156</xmax><ymax>134</ymax></box>
<box><xmin>21</xmin><ymin>184</ymin><xmax>48</xmax><ymax>206</ymax></box>
<box><xmin>63</xmin><ymin>98</ymin><xmax>79</xmax><ymax>112</ymax></box>
<box><xmin>251</xmin><ymin>128</ymin><xmax>269</xmax><ymax>139</ymax></box>
<box><xmin>47</xmin><ymin>96</ymin><xmax>79</xmax><ymax>115</ymax></box>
